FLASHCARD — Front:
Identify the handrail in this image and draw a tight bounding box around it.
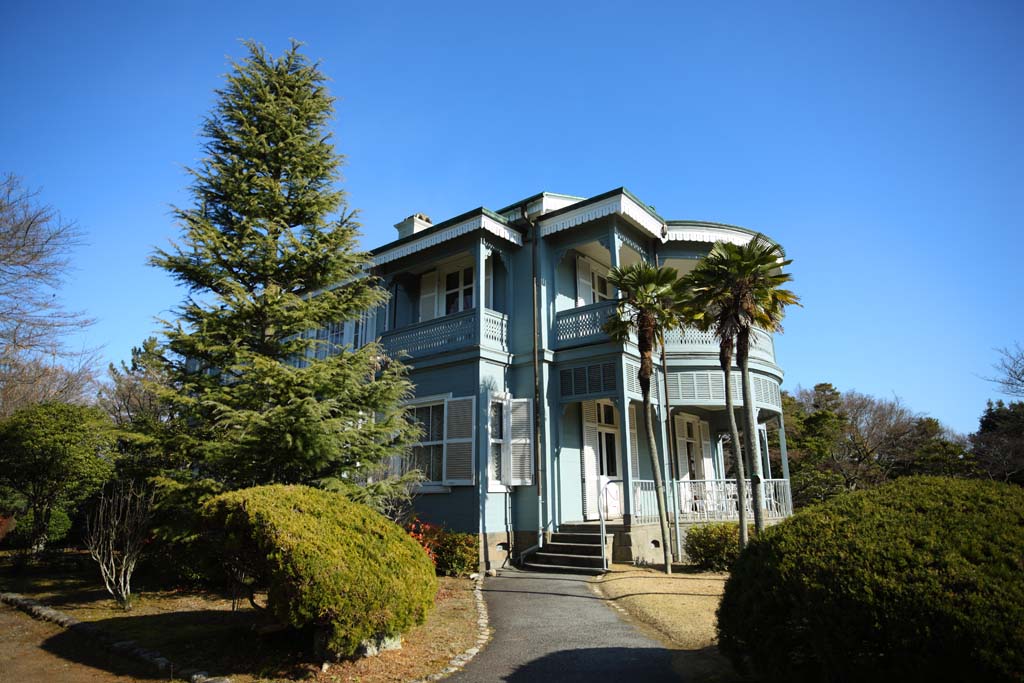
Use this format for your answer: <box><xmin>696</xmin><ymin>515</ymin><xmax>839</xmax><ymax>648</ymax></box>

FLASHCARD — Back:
<box><xmin>597</xmin><ymin>479</ymin><xmax>617</xmax><ymax>572</ymax></box>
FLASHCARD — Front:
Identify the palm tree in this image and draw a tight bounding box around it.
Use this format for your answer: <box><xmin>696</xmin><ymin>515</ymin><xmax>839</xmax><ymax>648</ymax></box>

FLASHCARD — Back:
<box><xmin>604</xmin><ymin>263</ymin><xmax>687</xmax><ymax>574</ymax></box>
<box><xmin>683</xmin><ymin>236</ymin><xmax>799</xmax><ymax>539</ymax></box>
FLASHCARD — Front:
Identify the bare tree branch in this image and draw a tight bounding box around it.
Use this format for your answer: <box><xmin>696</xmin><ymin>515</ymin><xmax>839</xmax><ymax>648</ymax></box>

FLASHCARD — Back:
<box><xmin>990</xmin><ymin>343</ymin><xmax>1024</xmax><ymax>398</ymax></box>
<box><xmin>85</xmin><ymin>481</ymin><xmax>154</xmax><ymax>610</ymax></box>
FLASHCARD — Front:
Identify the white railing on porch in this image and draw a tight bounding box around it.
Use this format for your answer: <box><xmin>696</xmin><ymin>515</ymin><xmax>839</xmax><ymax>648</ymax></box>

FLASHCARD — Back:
<box><xmin>631</xmin><ymin>478</ymin><xmax>792</xmax><ymax>525</ymax></box>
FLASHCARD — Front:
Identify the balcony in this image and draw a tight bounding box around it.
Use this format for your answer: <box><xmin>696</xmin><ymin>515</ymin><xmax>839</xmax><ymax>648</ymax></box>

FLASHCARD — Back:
<box><xmin>553</xmin><ymin>301</ymin><xmax>775</xmax><ymax>364</ymax></box>
<box><xmin>380</xmin><ymin>308</ymin><xmax>508</xmax><ymax>360</ymax></box>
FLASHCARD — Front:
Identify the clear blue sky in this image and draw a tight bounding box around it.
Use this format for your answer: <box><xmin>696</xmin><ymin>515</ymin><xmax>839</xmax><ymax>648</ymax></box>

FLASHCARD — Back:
<box><xmin>2</xmin><ymin>1</ymin><xmax>1021</xmax><ymax>434</ymax></box>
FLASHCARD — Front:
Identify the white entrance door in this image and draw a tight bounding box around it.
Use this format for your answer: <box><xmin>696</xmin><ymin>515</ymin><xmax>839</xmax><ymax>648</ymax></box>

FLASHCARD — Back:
<box><xmin>598</xmin><ymin>427</ymin><xmax>623</xmax><ymax>519</ymax></box>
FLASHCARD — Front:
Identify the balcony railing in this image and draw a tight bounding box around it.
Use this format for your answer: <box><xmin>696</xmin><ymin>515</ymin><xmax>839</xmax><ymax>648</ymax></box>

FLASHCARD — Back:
<box><xmin>630</xmin><ymin>478</ymin><xmax>792</xmax><ymax>525</ymax></box>
<box><xmin>553</xmin><ymin>301</ymin><xmax>775</xmax><ymax>363</ymax></box>
<box><xmin>380</xmin><ymin>308</ymin><xmax>508</xmax><ymax>359</ymax></box>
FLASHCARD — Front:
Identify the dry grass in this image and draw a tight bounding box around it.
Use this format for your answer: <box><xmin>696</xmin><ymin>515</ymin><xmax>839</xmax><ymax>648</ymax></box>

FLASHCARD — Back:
<box><xmin>1</xmin><ymin>551</ymin><xmax>479</xmax><ymax>682</ymax></box>
<box><xmin>594</xmin><ymin>564</ymin><xmax>740</xmax><ymax>682</ymax></box>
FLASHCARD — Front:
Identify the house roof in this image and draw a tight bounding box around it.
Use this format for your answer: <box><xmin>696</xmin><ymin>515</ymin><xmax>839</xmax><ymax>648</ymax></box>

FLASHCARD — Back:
<box><xmin>369</xmin><ymin>188</ymin><xmax>780</xmax><ymax>265</ymax></box>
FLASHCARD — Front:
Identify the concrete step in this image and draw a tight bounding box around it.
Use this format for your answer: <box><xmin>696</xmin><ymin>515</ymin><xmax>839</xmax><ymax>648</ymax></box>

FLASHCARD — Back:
<box><xmin>543</xmin><ymin>542</ymin><xmax>603</xmax><ymax>557</ymax></box>
<box><xmin>530</xmin><ymin>552</ymin><xmax>605</xmax><ymax>569</ymax></box>
<box><xmin>521</xmin><ymin>562</ymin><xmax>605</xmax><ymax>576</ymax></box>
<box><xmin>548</xmin><ymin>532</ymin><xmax>603</xmax><ymax>545</ymax></box>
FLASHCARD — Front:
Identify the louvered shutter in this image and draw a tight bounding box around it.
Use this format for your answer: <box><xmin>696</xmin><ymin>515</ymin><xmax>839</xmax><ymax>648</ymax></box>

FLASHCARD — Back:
<box><xmin>673</xmin><ymin>413</ymin><xmax>689</xmax><ymax>481</ymax></box>
<box><xmin>502</xmin><ymin>399</ymin><xmax>533</xmax><ymax>486</ymax></box>
<box><xmin>700</xmin><ymin>421</ymin><xmax>715</xmax><ymax>479</ymax></box>
<box><xmin>581</xmin><ymin>401</ymin><xmax>600</xmax><ymax>520</ymax></box>
<box><xmin>419</xmin><ymin>271</ymin><xmax>438</xmax><ymax>322</ymax></box>
<box><xmin>576</xmin><ymin>257</ymin><xmax>593</xmax><ymax>307</ymax></box>
<box><xmin>628</xmin><ymin>404</ymin><xmax>640</xmax><ymax>479</ymax></box>
<box><xmin>443</xmin><ymin>396</ymin><xmax>475</xmax><ymax>485</ymax></box>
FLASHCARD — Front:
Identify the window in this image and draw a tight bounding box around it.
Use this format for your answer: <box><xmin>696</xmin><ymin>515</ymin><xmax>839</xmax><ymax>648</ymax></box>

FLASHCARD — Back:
<box><xmin>577</xmin><ymin>256</ymin><xmax>612</xmax><ymax>306</ymax></box>
<box><xmin>410</xmin><ymin>403</ymin><xmax>445</xmax><ymax>482</ymax></box>
<box><xmin>592</xmin><ymin>268</ymin><xmax>611</xmax><ymax>302</ymax></box>
<box><xmin>489</xmin><ymin>400</ymin><xmax>505</xmax><ymax>491</ymax></box>
<box><xmin>488</xmin><ymin>396</ymin><xmax>533</xmax><ymax>489</ymax></box>
<box><xmin>407</xmin><ymin>396</ymin><xmax>476</xmax><ymax>486</ymax></box>
<box><xmin>444</xmin><ymin>266</ymin><xmax>474</xmax><ymax>315</ymax></box>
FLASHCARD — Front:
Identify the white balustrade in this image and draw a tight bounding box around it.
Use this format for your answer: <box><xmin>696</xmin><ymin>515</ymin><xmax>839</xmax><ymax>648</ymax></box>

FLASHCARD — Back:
<box><xmin>629</xmin><ymin>478</ymin><xmax>792</xmax><ymax>525</ymax></box>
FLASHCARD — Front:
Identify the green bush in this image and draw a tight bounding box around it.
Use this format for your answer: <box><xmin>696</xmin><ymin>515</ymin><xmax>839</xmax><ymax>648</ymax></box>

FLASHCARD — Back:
<box><xmin>433</xmin><ymin>530</ymin><xmax>478</xmax><ymax>577</ymax></box>
<box><xmin>684</xmin><ymin>523</ymin><xmax>750</xmax><ymax>571</ymax></box>
<box><xmin>203</xmin><ymin>485</ymin><xmax>437</xmax><ymax>659</ymax></box>
<box><xmin>3</xmin><ymin>508</ymin><xmax>72</xmax><ymax>549</ymax></box>
<box><xmin>717</xmin><ymin>476</ymin><xmax>1024</xmax><ymax>683</ymax></box>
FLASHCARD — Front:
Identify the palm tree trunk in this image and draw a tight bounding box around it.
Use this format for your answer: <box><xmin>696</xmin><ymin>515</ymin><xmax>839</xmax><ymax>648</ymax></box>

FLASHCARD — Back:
<box><xmin>738</xmin><ymin>329</ymin><xmax>766</xmax><ymax>535</ymax></box>
<box><xmin>721</xmin><ymin>341</ymin><xmax>749</xmax><ymax>549</ymax></box>
<box><xmin>642</xmin><ymin>394</ymin><xmax>673</xmax><ymax>574</ymax></box>
<box><xmin>638</xmin><ymin>314</ymin><xmax>673</xmax><ymax>574</ymax></box>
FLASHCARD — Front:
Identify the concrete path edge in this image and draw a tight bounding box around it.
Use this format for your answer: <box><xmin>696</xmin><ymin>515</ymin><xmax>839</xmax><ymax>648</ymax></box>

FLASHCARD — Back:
<box><xmin>411</xmin><ymin>574</ymin><xmax>492</xmax><ymax>682</ymax></box>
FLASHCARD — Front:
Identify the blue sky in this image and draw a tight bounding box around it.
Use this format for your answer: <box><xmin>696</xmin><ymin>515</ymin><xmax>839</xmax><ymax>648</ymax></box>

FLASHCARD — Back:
<box><xmin>2</xmin><ymin>1</ymin><xmax>1021</xmax><ymax>434</ymax></box>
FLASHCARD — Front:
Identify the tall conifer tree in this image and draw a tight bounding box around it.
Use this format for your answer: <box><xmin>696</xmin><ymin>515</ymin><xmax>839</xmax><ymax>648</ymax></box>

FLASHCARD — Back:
<box><xmin>149</xmin><ymin>41</ymin><xmax>416</xmax><ymax>488</ymax></box>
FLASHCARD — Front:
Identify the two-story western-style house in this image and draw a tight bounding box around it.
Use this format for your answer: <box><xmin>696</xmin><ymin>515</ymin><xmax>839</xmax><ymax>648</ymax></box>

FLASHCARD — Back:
<box><xmin>332</xmin><ymin>188</ymin><xmax>792</xmax><ymax>571</ymax></box>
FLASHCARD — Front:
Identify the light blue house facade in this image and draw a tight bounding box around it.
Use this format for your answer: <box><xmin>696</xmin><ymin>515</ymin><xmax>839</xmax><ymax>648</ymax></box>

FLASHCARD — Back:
<box><xmin>359</xmin><ymin>188</ymin><xmax>791</xmax><ymax>568</ymax></box>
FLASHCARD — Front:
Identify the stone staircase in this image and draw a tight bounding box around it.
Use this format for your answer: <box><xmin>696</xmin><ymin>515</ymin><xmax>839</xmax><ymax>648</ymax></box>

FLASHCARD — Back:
<box><xmin>521</xmin><ymin>523</ymin><xmax>613</xmax><ymax>575</ymax></box>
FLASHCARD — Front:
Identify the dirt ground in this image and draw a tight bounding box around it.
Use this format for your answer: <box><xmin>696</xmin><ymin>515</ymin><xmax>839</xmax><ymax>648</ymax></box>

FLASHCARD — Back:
<box><xmin>1</xmin><ymin>553</ymin><xmax>479</xmax><ymax>682</ymax></box>
<box><xmin>0</xmin><ymin>603</ymin><xmax>157</xmax><ymax>682</ymax></box>
<box><xmin>594</xmin><ymin>564</ymin><xmax>741</xmax><ymax>682</ymax></box>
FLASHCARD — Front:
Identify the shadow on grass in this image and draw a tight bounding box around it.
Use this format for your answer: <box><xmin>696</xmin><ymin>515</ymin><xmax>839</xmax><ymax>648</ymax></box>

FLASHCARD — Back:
<box><xmin>41</xmin><ymin>609</ymin><xmax>313</xmax><ymax>681</ymax></box>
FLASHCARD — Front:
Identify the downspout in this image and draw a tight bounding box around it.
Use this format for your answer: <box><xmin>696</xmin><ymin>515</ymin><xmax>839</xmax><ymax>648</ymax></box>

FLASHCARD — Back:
<box><xmin>654</xmin><ymin>242</ymin><xmax>682</xmax><ymax>561</ymax></box>
<box><xmin>525</xmin><ymin>207</ymin><xmax>545</xmax><ymax>550</ymax></box>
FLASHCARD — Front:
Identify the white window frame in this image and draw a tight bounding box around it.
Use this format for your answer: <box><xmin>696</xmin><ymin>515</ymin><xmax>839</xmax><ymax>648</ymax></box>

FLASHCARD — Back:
<box><xmin>405</xmin><ymin>393</ymin><xmax>476</xmax><ymax>490</ymax></box>
<box><xmin>488</xmin><ymin>394</ymin><xmax>510</xmax><ymax>493</ymax></box>
<box><xmin>577</xmin><ymin>255</ymin><xmax>612</xmax><ymax>306</ymax></box>
<box><xmin>441</xmin><ymin>263</ymin><xmax>475</xmax><ymax>316</ymax></box>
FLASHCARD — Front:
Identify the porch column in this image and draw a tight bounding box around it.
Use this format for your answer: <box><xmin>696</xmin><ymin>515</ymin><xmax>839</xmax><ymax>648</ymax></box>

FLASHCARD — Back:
<box><xmin>615</xmin><ymin>391</ymin><xmax>633</xmax><ymax>525</ymax></box>
<box><xmin>475</xmin><ymin>239</ymin><xmax>487</xmax><ymax>346</ymax></box>
<box><xmin>777</xmin><ymin>416</ymin><xmax>793</xmax><ymax>512</ymax></box>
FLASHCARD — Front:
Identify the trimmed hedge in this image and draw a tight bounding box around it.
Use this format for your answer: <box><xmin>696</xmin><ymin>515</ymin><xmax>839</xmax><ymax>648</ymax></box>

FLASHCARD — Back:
<box><xmin>684</xmin><ymin>523</ymin><xmax>751</xmax><ymax>571</ymax></box>
<box><xmin>717</xmin><ymin>476</ymin><xmax>1024</xmax><ymax>683</ymax></box>
<box><xmin>203</xmin><ymin>485</ymin><xmax>437</xmax><ymax>658</ymax></box>
<box><xmin>407</xmin><ymin>519</ymin><xmax>479</xmax><ymax>577</ymax></box>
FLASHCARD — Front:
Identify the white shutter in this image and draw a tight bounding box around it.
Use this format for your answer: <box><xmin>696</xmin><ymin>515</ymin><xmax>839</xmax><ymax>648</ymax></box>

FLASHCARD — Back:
<box><xmin>576</xmin><ymin>257</ymin><xmax>593</xmax><ymax>307</ymax></box>
<box><xmin>674</xmin><ymin>413</ymin><xmax>690</xmax><ymax>481</ymax></box>
<box><xmin>700</xmin><ymin>421</ymin><xmax>715</xmax><ymax>480</ymax></box>
<box><xmin>581</xmin><ymin>400</ymin><xmax>600</xmax><ymax>520</ymax></box>
<box><xmin>628</xmin><ymin>403</ymin><xmax>640</xmax><ymax>479</ymax></box>
<box><xmin>503</xmin><ymin>399</ymin><xmax>533</xmax><ymax>486</ymax></box>
<box><xmin>419</xmin><ymin>271</ymin><xmax>438</xmax><ymax>322</ymax></box>
<box><xmin>444</xmin><ymin>396</ymin><xmax>475</xmax><ymax>485</ymax></box>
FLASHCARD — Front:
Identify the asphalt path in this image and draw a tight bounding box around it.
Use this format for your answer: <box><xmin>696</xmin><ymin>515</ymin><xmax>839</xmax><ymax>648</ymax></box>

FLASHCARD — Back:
<box><xmin>448</xmin><ymin>568</ymin><xmax>678</xmax><ymax>682</ymax></box>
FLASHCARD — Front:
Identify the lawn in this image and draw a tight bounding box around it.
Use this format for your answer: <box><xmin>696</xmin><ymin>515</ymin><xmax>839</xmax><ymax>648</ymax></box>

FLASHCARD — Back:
<box><xmin>0</xmin><ymin>551</ymin><xmax>478</xmax><ymax>682</ymax></box>
<box><xmin>594</xmin><ymin>564</ymin><xmax>740</xmax><ymax>683</ymax></box>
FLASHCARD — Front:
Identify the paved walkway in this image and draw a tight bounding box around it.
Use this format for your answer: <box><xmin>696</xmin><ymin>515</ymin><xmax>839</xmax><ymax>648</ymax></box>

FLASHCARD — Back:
<box><xmin>448</xmin><ymin>568</ymin><xmax>678</xmax><ymax>682</ymax></box>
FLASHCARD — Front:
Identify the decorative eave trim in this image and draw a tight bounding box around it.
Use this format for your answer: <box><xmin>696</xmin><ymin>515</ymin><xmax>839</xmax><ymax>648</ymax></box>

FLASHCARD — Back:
<box><xmin>665</xmin><ymin>222</ymin><xmax>756</xmax><ymax>247</ymax></box>
<box><xmin>372</xmin><ymin>214</ymin><xmax>522</xmax><ymax>266</ymax></box>
<box><xmin>538</xmin><ymin>191</ymin><xmax>665</xmax><ymax>239</ymax></box>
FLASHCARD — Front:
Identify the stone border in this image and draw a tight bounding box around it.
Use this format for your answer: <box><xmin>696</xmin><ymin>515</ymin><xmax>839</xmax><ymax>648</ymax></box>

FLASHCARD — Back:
<box><xmin>0</xmin><ymin>592</ymin><xmax>230</xmax><ymax>683</ymax></box>
<box><xmin>411</xmin><ymin>573</ymin><xmax>491</xmax><ymax>682</ymax></box>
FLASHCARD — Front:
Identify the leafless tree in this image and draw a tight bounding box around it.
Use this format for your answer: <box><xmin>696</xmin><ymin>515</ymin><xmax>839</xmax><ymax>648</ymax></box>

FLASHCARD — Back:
<box><xmin>0</xmin><ymin>173</ymin><xmax>96</xmax><ymax>416</ymax></box>
<box><xmin>990</xmin><ymin>343</ymin><xmax>1024</xmax><ymax>398</ymax></box>
<box><xmin>85</xmin><ymin>481</ymin><xmax>154</xmax><ymax>610</ymax></box>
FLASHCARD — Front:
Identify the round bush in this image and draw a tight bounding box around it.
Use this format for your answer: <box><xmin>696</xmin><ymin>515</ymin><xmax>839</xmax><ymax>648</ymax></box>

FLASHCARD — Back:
<box><xmin>203</xmin><ymin>485</ymin><xmax>437</xmax><ymax>658</ymax></box>
<box><xmin>684</xmin><ymin>522</ymin><xmax>751</xmax><ymax>571</ymax></box>
<box><xmin>717</xmin><ymin>477</ymin><xmax>1024</xmax><ymax>683</ymax></box>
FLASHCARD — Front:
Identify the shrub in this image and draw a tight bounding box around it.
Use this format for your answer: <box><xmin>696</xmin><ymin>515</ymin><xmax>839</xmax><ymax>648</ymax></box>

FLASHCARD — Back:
<box><xmin>405</xmin><ymin>519</ymin><xmax>479</xmax><ymax>577</ymax></box>
<box><xmin>203</xmin><ymin>485</ymin><xmax>437</xmax><ymax>659</ymax></box>
<box><xmin>4</xmin><ymin>508</ymin><xmax>72</xmax><ymax>549</ymax></box>
<box><xmin>684</xmin><ymin>523</ymin><xmax>751</xmax><ymax>571</ymax></box>
<box><xmin>717</xmin><ymin>476</ymin><xmax>1024</xmax><ymax>683</ymax></box>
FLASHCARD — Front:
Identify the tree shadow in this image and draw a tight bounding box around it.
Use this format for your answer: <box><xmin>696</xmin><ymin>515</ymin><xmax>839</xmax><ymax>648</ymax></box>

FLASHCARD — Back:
<box><xmin>499</xmin><ymin>646</ymin><xmax>741</xmax><ymax>683</ymax></box>
<box><xmin>41</xmin><ymin>609</ymin><xmax>312</xmax><ymax>680</ymax></box>
<box><xmin>502</xmin><ymin>646</ymin><xmax>679</xmax><ymax>682</ymax></box>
